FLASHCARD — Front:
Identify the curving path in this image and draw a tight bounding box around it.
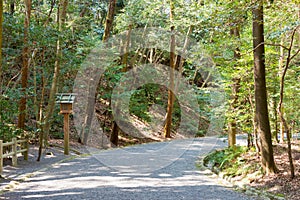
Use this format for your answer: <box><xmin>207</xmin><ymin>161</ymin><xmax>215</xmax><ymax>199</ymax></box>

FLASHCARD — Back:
<box><xmin>1</xmin><ymin>137</ymin><xmax>259</xmax><ymax>200</ymax></box>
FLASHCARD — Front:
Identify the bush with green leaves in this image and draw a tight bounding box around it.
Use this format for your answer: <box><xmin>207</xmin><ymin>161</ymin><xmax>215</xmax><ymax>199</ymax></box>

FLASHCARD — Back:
<box><xmin>0</xmin><ymin>96</ymin><xmax>24</xmax><ymax>142</ymax></box>
<box><xmin>203</xmin><ymin>146</ymin><xmax>260</xmax><ymax>177</ymax></box>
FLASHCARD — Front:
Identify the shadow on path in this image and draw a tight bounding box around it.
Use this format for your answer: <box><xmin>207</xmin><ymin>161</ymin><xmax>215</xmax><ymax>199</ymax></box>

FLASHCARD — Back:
<box><xmin>1</xmin><ymin>137</ymin><xmax>258</xmax><ymax>200</ymax></box>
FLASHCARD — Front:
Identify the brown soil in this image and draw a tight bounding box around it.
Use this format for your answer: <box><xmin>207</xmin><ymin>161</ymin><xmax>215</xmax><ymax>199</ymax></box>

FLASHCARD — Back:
<box><xmin>47</xmin><ymin>96</ymin><xmax>192</xmax><ymax>154</ymax></box>
<box><xmin>238</xmin><ymin>141</ymin><xmax>300</xmax><ymax>199</ymax></box>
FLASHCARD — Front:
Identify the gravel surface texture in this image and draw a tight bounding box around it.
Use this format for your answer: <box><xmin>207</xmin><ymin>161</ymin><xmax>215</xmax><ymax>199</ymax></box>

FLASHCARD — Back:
<box><xmin>1</xmin><ymin>137</ymin><xmax>259</xmax><ymax>200</ymax></box>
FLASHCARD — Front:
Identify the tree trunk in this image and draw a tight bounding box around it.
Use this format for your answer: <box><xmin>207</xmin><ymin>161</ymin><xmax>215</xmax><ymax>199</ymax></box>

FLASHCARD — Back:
<box><xmin>18</xmin><ymin>0</ymin><xmax>31</xmax><ymax>129</ymax></box>
<box><xmin>228</xmin><ymin>77</ymin><xmax>239</xmax><ymax>147</ymax></box>
<box><xmin>10</xmin><ymin>0</ymin><xmax>15</xmax><ymax>15</ymax></box>
<box><xmin>80</xmin><ymin>78</ymin><xmax>96</xmax><ymax>145</ymax></box>
<box><xmin>174</xmin><ymin>25</ymin><xmax>193</xmax><ymax>92</ymax></box>
<box><xmin>228</xmin><ymin>26</ymin><xmax>241</xmax><ymax>147</ymax></box>
<box><xmin>253</xmin><ymin>108</ymin><xmax>260</xmax><ymax>153</ymax></box>
<box><xmin>121</xmin><ymin>24</ymin><xmax>132</xmax><ymax>71</ymax></box>
<box><xmin>38</xmin><ymin>0</ymin><xmax>68</xmax><ymax>161</ymax></box>
<box><xmin>102</xmin><ymin>0</ymin><xmax>118</xmax><ymax>145</ymax></box>
<box><xmin>273</xmin><ymin>95</ymin><xmax>279</xmax><ymax>143</ymax></box>
<box><xmin>108</xmin><ymin>25</ymin><xmax>132</xmax><ymax>147</ymax></box>
<box><xmin>276</xmin><ymin>26</ymin><xmax>300</xmax><ymax>179</ymax></box>
<box><xmin>248</xmin><ymin>90</ymin><xmax>258</xmax><ymax>150</ymax></box>
<box><xmin>278</xmin><ymin>36</ymin><xmax>285</xmax><ymax>143</ymax></box>
<box><xmin>102</xmin><ymin>0</ymin><xmax>116</xmax><ymax>42</ymax></box>
<box><xmin>253</xmin><ymin>111</ymin><xmax>260</xmax><ymax>153</ymax></box>
<box><xmin>164</xmin><ymin>0</ymin><xmax>175</xmax><ymax>138</ymax></box>
<box><xmin>252</xmin><ymin>1</ymin><xmax>277</xmax><ymax>175</ymax></box>
<box><xmin>298</xmin><ymin>5</ymin><xmax>300</xmax><ymax>48</ymax></box>
<box><xmin>277</xmin><ymin>63</ymin><xmax>295</xmax><ymax>179</ymax></box>
<box><xmin>110</xmin><ymin>115</ymin><xmax>119</xmax><ymax>147</ymax></box>
<box><xmin>0</xmin><ymin>0</ymin><xmax>3</xmax><ymax>94</ymax></box>
<box><xmin>43</xmin><ymin>0</ymin><xmax>68</xmax><ymax>139</ymax></box>
<box><xmin>228</xmin><ymin>121</ymin><xmax>237</xmax><ymax>147</ymax></box>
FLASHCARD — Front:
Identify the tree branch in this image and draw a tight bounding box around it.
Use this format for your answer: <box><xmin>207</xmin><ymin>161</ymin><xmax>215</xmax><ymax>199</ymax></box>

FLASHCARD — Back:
<box><xmin>290</xmin><ymin>48</ymin><xmax>300</xmax><ymax>61</ymax></box>
<box><xmin>264</xmin><ymin>43</ymin><xmax>289</xmax><ymax>50</ymax></box>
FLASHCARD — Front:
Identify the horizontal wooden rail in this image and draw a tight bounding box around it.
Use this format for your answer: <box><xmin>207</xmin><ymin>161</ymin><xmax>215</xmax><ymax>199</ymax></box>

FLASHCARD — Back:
<box><xmin>0</xmin><ymin>138</ymin><xmax>29</xmax><ymax>173</ymax></box>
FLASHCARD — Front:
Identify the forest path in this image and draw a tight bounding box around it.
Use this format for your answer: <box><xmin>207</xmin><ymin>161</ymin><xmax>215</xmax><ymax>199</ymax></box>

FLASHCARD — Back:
<box><xmin>1</xmin><ymin>136</ymin><xmax>258</xmax><ymax>200</ymax></box>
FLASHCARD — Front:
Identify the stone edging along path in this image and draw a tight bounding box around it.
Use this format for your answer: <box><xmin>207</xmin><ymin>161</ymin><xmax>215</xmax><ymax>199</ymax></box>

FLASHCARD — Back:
<box><xmin>200</xmin><ymin>149</ymin><xmax>286</xmax><ymax>200</ymax></box>
<box><xmin>0</xmin><ymin>145</ymin><xmax>85</xmax><ymax>194</ymax></box>
<box><xmin>1</xmin><ymin>137</ymin><xmax>259</xmax><ymax>199</ymax></box>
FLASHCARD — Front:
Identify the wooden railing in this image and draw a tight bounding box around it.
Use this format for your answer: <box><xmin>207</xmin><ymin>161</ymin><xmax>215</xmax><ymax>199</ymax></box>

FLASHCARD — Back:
<box><xmin>0</xmin><ymin>138</ymin><xmax>29</xmax><ymax>173</ymax></box>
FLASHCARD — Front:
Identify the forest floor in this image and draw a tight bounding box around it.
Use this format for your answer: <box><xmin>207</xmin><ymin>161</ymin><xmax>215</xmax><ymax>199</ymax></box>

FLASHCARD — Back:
<box><xmin>249</xmin><ymin>141</ymin><xmax>300</xmax><ymax>200</ymax></box>
<box><xmin>222</xmin><ymin>140</ymin><xmax>300</xmax><ymax>200</ymax></box>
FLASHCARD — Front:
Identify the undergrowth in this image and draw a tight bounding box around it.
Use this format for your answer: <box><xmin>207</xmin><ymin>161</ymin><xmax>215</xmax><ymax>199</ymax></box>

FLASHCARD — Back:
<box><xmin>203</xmin><ymin>146</ymin><xmax>262</xmax><ymax>177</ymax></box>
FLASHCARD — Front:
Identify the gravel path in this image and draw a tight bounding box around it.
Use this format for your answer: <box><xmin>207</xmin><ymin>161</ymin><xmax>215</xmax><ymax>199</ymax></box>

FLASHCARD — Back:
<box><xmin>1</xmin><ymin>137</ymin><xmax>259</xmax><ymax>200</ymax></box>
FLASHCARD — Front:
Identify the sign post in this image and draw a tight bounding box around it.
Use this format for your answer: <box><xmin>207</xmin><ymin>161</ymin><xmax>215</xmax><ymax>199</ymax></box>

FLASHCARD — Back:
<box><xmin>56</xmin><ymin>93</ymin><xmax>76</xmax><ymax>155</ymax></box>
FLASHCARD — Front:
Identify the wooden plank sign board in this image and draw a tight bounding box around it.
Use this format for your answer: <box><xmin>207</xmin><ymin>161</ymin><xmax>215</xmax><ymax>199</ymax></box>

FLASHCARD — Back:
<box><xmin>56</xmin><ymin>93</ymin><xmax>76</xmax><ymax>114</ymax></box>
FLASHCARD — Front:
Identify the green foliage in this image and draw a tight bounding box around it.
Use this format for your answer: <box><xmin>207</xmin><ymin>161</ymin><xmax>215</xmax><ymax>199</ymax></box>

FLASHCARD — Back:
<box><xmin>3</xmin><ymin>0</ymin><xmax>300</xmax><ymax>144</ymax></box>
<box><xmin>203</xmin><ymin>146</ymin><xmax>261</xmax><ymax>176</ymax></box>
<box><xmin>1</xmin><ymin>0</ymin><xmax>103</xmax><ymax>140</ymax></box>
<box><xmin>98</xmin><ymin>64</ymin><xmax>124</xmax><ymax>101</ymax></box>
<box><xmin>0</xmin><ymin>91</ymin><xmax>21</xmax><ymax>141</ymax></box>
<box><xmin>129</xmin><ymin>84</ymin><xmax>163</xmax><ymax>122</ymax></box>
<box><xmin>0</xmin><ymin>95</ymin><xmax>31</xmax><ymax>141</ymax></box>
<box><xmin>204</xmin><ymin>146</ymin><xmax>247</xmax><ymax>170</ymax></box>
<box><xmin>196</xmin><ymin>129</ymin><xmax>206</xmax><ymax>137</ymax></box>
<box><xmin>0</xmin><ymin>122</ymin><xmax>23</xmax><ymax>142</ymax></box>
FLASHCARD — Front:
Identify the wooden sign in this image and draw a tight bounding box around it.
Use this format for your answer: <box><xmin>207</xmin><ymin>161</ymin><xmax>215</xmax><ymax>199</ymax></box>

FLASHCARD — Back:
<box><xmin>56</xmin><ymin>93</ymin><xmax>76</xmax><ymax>155</ymax></box>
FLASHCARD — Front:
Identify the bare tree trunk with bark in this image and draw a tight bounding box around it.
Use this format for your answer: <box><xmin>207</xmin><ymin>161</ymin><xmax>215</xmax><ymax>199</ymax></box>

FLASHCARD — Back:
<box><xmin>228</xmin><ymin>26</ymin><xmax>241</xmax><ymax>147</ymax></box>
<box><xmin>278</xmin><ymin>36</ymin><xmax>285</xmax><ymax>143</ymax></box>
<box><xmin>18</xmin><ymin>0</ymin><xmax>31</xmax><ymax>129</ymax></box>
<box><xmin>101</xmin><ymin>0</ymin><xmax>119</xmax><ymax>146</ymax></box>
<box><xmin>38</xmin><ymin>0</ymin><xmax>68</xmax><ymax>161</ymax></box>
<box><xmin>248</xmin><ymin>92</ymin><xmax>260</xmax><ymax>153</ymax></box>
<box><xmin>0</xmin><ymin>0</ymin><xmax>3</xmax><ymax>94</ymax></box>
<box><xmin>252</xmin><ymin>0</ymin><xmax>277</xmax><ymax>175</ymax></box>
<box><xmin>103</xmin><ymin>0</ymin><xmax>116</xmax><ymax>42</ymax></box>
<box><xmin>277</xmin><ymin>26</ymin><xmax>300</xmax><ymax>179</ymax></box>
<box><xmin>164</xmin><ymin>0</ymin><xmax>176</xmax><ymax>138</ymax></box>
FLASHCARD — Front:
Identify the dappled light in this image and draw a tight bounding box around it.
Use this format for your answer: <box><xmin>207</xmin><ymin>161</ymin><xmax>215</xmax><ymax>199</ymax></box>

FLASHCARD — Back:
<box><xmin>1</xmin><ymin>0</ymin><xmax>300</xmax><ymax>199</ymax></box>
<box><xmin>1</xmin><ymin>138</ymin><xmax>253</xmax><ymax>200</ymax></box>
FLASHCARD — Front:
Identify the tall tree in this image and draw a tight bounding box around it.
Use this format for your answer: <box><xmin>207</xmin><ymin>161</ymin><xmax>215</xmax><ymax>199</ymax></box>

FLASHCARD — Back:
<box><xmin>164</xmin><ymin>0</ymin><xmax>176</xmax><ymax>138</ymax></box>
<box><xmin>38</xmin><ymin>0</ymin><xmax>68</xmax><ymax>161</ymax></box>
<box><xmin>276</xmin><ymin>26</ymin><xmax>300</xmax><ymax>179</ymax></box>
<box><xmin>108</xmin><ymin>24</ymin><xmax>132</xmax><ymax>146</ymax></box>
<box><xmin>252</xmin><ymin>0</ymin><xmax>277</xmax><ymax>174</ymax></box>
<box><xmin>18</xmin><ymin>0</ymin><xmax>31</xmax><ymax>129</ymax></box>
<box><xmin>101</xmin><ymin>0</ymin><xmax>118</xmax><ymax>146</ymax></box>
<box><xmin>228</xmin><ymin>26</ymin><xmax>241</xmax><ymax>147</ymax></box>
<box><xmin>278</xmin><ymin>36</ymin><xmax>285</xmax><ymax>143</ymax></box>
<box><xmin>103</xmin><ymin>0</ymin><xmax>116</xmax><ymax>42</ymax></box>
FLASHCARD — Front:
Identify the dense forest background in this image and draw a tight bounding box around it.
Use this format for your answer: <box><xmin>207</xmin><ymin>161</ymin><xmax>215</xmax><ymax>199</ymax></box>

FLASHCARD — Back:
<box><xmin>0</xmin><ymin>0</ymin><xmax>300</xmax><ymax>180</ymax></box>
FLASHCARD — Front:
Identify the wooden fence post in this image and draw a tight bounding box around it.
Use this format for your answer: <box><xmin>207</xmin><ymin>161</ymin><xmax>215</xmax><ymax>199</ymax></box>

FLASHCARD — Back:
<box><xmin>25</xmin><ymin>140</ymin><xmax>29</xmax><ymax>160</ymax></box>
<box><xmin>12</xmin><ymin>138</ymin><xmax>17</xmax><ymax>167</ymax></box>
<box><xmin>64</xmin><ymin>113</ymin><xmax>70</xmax><ymax>155</ymax></box>
<box><xmin>0</xmin><ymin>140</ymin><xmax>3</xmax><ymax>173</ymax></box>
